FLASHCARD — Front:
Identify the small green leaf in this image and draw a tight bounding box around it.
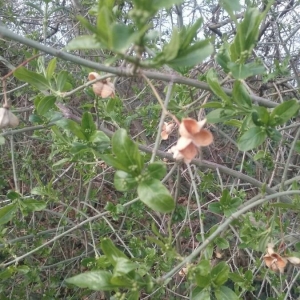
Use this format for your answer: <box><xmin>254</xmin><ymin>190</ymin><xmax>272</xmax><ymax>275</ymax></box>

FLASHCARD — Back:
<box><xmin>253</xmin><ymin>150</ymin><xmax>265</xmax><ymax>161</ymax></box>
<box><xmin>96</xmin><ymin>7</ymin><xmax>112</xmax><ymax>46</ymax></box>
<box><xmin>0</xmin><ymin>203</ymin><xmax>17</xmax><ymax>225</ymax></box>
<box><xmin>0</xmin><ymin>136</ymin><xmax>5</xmax><ymax>145</ymax></box>
<box><xmin>252</xmin><ymin>106</ymin><xmax>270</xmax><ymax>126</ymax></box>
<box><xmin>238</xmin><ymin>127</ymin><xmax>267</xmax><ymax>151</ymax></box>
<box><xmin>211</xmin><ymin>262</ymin><xmax>229</xmax><ymax>286</ymax></box>
<box><xmin>65</xmin><ymin>271</ymin><xmax>116</xmax><ymax>291</ymax></box>
<box><xmin>56</xmin><ymin>70</ymin><xmax>70</xmax><ymax>92</ymax></box>
<box><xmin>66</xmin><ymin>35</ymin><xmax>102</xmax><ymax>50</ymax></box>
<box><xmin>270</xmin><ymin>99</ymin><xmax>299</xmax><ymax>126</ymax></box>
<box><xmin>114</xmin><ymin>170</ymin><xmax>138</xmax><ymax>191</ymax></box>
<box><xmin>168</xmin><ymin>41</ymin><xmax>213</xmax><ymax>68</ymax></box>
<box><xmin>163</xmin><ymin>28</ymin><xmax>180</xmax><ymax>61</ymax></box>
<box><xmin>192</xmin><ymin>288</ymin><xmax>211</xmax><ymax>300</ymax></box>
<box><xmin>89</xmin><ymin>131</ymin><xmax>110</xmax><ymax>150</ymax></box>
<box><xmin>7</xmin><ymin>190</ymin><xmax>21</xmax><ymax>200</ymax></box>
<box><xmin>112</xmin><ymin>129</ymin><xmax>143</xmax><ymax>175</ymax></box>
<box><xmin>208</xmin><ymin>202</ymin><xmax>222</xmax><ymax>214</ymax></box>
<box><xmin>215</xmin><ymin>286</ymin><xmax>239</xmax><ymax>300</ymax></box>
<box><xmin>21</xmin><ymin>199</ymin><xmax>46</xmax><ymax>212</ymax></box>
<box><xmin>113</xmin><ymin>257</ymin><xmax>137</xmax><ymax>277</ymax></box>
<box><xmin>36</xmin><ymin>96</ymin><xmax>56</xmax><ymax>116</ymax></box>
<box><xmin>146</xmin><ymin>162</ymin><xmax>166</xmax><ymax>180</ymax></box>
<box><xmin>228</xmin><ymin>62</ymin><xmax>265</xmax><ymax>80</ymax></box>
<box><xmin>194</xmin><ymin>260</ymin><xmax>211</xmax><ymax>288</ymax></box>
<box><xmin>81</xmin><ymin>112</ymin><xmax>96</xmax><ymax>140</ymax></box>
<box><xmin>46</xmin><ymin>58</ymin><xmax>57</xmax><ymax>80</ymax></box>
<box><xmin>101</xmin><ymin>238</ymin><xmax>127</xmax><ymax>266</ymax></box>
<box><xmin>100</xmin><ymin>154</ymin><xmax>131</xmax><ymax>172</ymax></box>
<box><xmin>138</xmin><ymin>178</ymin><xmax>175</xmax><ymax>213</ymax></box>
<box><xmin>57</xmin><ymin>119</ymin><xmax>86</xmax><ymax>140</ymax></box>
<box><xmin>206</xmin><ymin>109</ymin><xmax>235</xmax><ymax>123</ymax></box>
<box><xmin>14</xmin><ymin>67</ymin><xmax>50</xmax><ymax>91</ymax></box>
<box><xmin>111</xmin><ymin>24</ymin><xmax>136</xmax><ymax>53</ymax></box>
<box><xmin>206</xmin><ymin>69</ymin><xmax>231</xmax><ymax>103</ymax></box>
<box><xmin>215</xmin><ymin>237</ymin><xmax>229</xmax><ymax>250</ymax></box>
<box><xmin>232</xmin><ymin>80</ymin><xmax>252</xmax><ymax>108</ymax></box>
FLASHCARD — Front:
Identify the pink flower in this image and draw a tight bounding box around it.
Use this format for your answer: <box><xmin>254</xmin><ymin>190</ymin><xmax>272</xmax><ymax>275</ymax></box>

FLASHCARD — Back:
<box><xmin>88</xmin><ymin>72</ymin><xmax>115</xmax><ymax>98</ymax></box>
<box><xmin>170</xmin><ymin>118</ymin><xmax>213</xmax><ymax>163</ymax></box>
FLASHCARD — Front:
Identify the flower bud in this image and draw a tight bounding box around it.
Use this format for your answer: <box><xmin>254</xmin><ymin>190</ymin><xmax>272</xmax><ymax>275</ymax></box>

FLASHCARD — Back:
<box><xmin>0</xmin><ymin>108</ymin><xmax>19</xmax><ymax>129</ymax></box>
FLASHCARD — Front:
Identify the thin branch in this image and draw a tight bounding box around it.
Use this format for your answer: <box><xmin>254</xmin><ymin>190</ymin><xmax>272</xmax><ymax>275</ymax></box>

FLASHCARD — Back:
<box><xmin>0</xmin><ymin>25</ymin><xmax>277</xmax><ymax>108</ymax></box>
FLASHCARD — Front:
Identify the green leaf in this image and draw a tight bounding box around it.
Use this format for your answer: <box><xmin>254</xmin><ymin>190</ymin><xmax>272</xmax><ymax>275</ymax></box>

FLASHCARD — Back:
<box><xmin>163</xmin><ymin>28</ymin><xmax>180</xmax><ymax>61</ymax></box>
<box><xmin>269</xmin><ymin>99</ymin><xmax>299</xmax><ymax>126</ymax></box>
<box><xmin>101</xmin><ymin>238</ymin><xmax>127</xmax><ymax>265</ymax></box>
<box><xmin>111</xmin><ymin>24</ymin><xmax>136</xmax><ymax>53</ymax></box>
<box><xmin>36</xmin><ymin>96</ymin><xmax>56</xmax><ymax>116</ymax></box>
<box><xmin>138</xmin><ymin>178</ymin><xmax>175</xmax><ymax>213</ymax></box>
<box><xmin>192</xmin><ymin>288</ymin><xmax>211</xmax><ymax>300</ymax></box>
<box><xmin>146</xmin><ymin>162</ymin><xmax>166</xmax><ymax>180</ymax></box>
<box><xmin>96</xmin><ymin>7</ymin><xmax>112</xmax><ymax>46</ymax></box>
<box><xmin>238</xmin><ymin>127</ymin><xmax>267</xmax><ymax>151</ymax></box>
<box><xmin>113</xmin><ymin>257</ymin><xmax>137</xmax><ymax>277</ymax></box>
<box><xmin>216</xmin><ymin>45</ymin><xmax>231</xmax><ymax>73</ymax></box>
<box><xmin>252</xmin><ymin>106</ymin><xmax>270</xmax><ymax>126</ymax></box>
<box><xmin>208</xmin><ymin>202</ymin><xmax>222</xmax><ymax>214</ymax></box>
<box><xmin>20</xmin><ymin>199</ymin><xmax>46</xmax><ymax>212</ymax></box>
<box><xmin>14</xmin><ymin>67</ymin><xmax>50</xmax><ymax>91</ymax></box>
<box><xmin>206</xmin><ymin>69</ymin><xmax>231</xmax><ymax>103</ymax></box>
<box><xmin>206</xmin><ymin>109</ymin><xmax>235</xmax><ymax>123</ymax></box>
<box><xmin>65</xmin><ymin>35</ymin><xmax>102</xmax><ymax>50</ymax></box>
<box><xmin>0</xmin><ymin>203</ymin><xmax>17</xmax><ymax>225</ymax></box>
<box><xmin>215</xmin><ymin>237</ymin><xmax>229</xmax><ymax>250</ymax></box>
<box><xmin>56</xmin><ymin>70</ymin><xmax>70</xmax><ymax>92</ymax></box>
<box><xmin>168</xmin><ymin>41</ymin><xmax>213</xmax><ymax>68</ymax></box>
<box><xmin>211</xmin><ymin>262</ymin><xmax>229</xmax><ymax>286</ymax></box>
<box><xmin>232</xmin><ymin>80</ymin><xmax>252</xmax><ymax>108</ymax></box>
<box><xmin>7</xmin><ymin>190</ymin><xmax>21</xmax><ymax>200</ymax></box>
<box><xmin>89</xmin><ymin>131</ymin><xmax>110</xmax><ymax>150</ymax></box>
<box><xmin>180</xmin><ymin>18</ymin><xmax>203</xmax><ymax>50</ymax></box>
<box><xmin>65</xmin><ymin>271</ymin><xmax>116</xmax><ymax>291</ymax></box>
<box><xmin>57</xmin><ymin>119</ymin><xmax>86</xmax><ymax>140</ymax></box>
<box><xmin>194</xmin><ymin>260</ymin><xmax>211</xmax><ymax>288</ymax></box>
<box><xmin>81</xmin><ymin>112</ymin><xmax>96</xmax><ymax>140</ymax></box>
<box><xmin>215</xmin><ymin>286</ymin><xmax>239</xmax><ymax>300</ymax></box>
<box><xmin>112</xmin><ymin>129</ymin><xmax>143</xmax><ymax>175</ymax></box>
<box><xmin>46</xmin><ymin>58</ymin><xmax>57</xmax><ymax>80</ymax></box>
<box><xmin>0</xmin><ymin>136</ymin><xmax>5</xmax><ymax>145</ymax></box>
<box><xmin>228</xmin><ymin>62</ymin><xmax>265</xmax><ymax>80</ymax></box>
<box><xmin>100</xmin><ymin>154</ymin><xmax>131</xmax><ymax>172</ymax></box>
<box><xmin>114</xmin><ymin>170</ymin><xmax>138</xmax><ymax>191</ymax></box>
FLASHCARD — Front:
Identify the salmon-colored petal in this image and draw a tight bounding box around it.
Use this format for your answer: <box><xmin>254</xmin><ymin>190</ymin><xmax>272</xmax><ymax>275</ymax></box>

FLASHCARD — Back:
<box><xmin>264</xmin><ymin>253</ymin><xmax>287</xmax><ymax>273</ymax></box>
<box><xmin>177</xmin><ymin>136</ymin><xmax>193</xmax><ymax>151</ymax></box>
<box><xmin>88</xmin><ymin>72</ymin><xmax>100</xmax><ymax>81</ymax></box>
<box><xmin>92</xmin><ymin>82</ymin><xmax>104</xmax><ymax>96</ymax></box>
<box><xmin>101</xmin><ymin>83</ymin><xmax>115</xmax><ymax>98</ymax></box>
<box><xmin>192</xmin><ymin>129</ymin><xmax>213</xmax><ymax>147</ymax></box>
<box><xmin>161</xmin><ymin>131</ymin><xmax>169</xmax><ymax>140</ymax></box>
<box><xmin>286</xmin><ymin>256</ymin><xmax>300</xmax><ymax>265</ymax></box>
<box><xmin>165</xmin><ymin>122</ymin><xmax>175</xmax><ymax>133</ymax></box>
<box><xmin>197</xmin><ymin>119</ymin><xmax>207</xmax><ymax>130</ymax></box>
<box><xmin>179</xmin><ymin>143</ymin><xmax>198</xmax><ymax>163</ymax></box>
<box><xmin>179</xmin><ymin>118</ymin><xmax>201</xmax><ymax>137</ymax></box>
<box><xmin>170</xmin><ymin>146</ymin><xmax>184</xmax><ymax>160</ymax></box>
